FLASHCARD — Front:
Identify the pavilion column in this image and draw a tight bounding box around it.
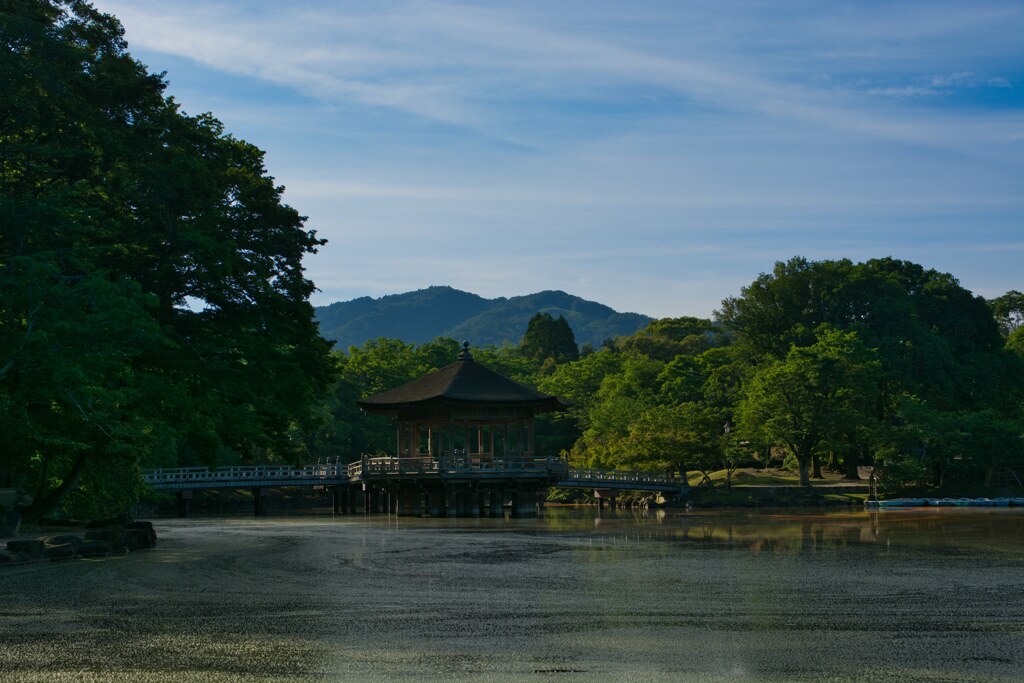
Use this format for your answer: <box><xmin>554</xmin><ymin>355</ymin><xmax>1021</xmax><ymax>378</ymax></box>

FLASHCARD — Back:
<box><xmin>447</xmin><ymin>487</ymin><xmax>459</xmax><ymax>517</ymax></box>
<box><xmin>426</xmin><ymin>487</ymin><xmax>441</xmax><ymax>517</ymax></box>
<box><xmin>448</xmin><ymin>418</ymin><xmax>455</xmax><ymax>464</ymax></box>
<box><xmin>397</xmin><ymin>487</ymin><xmax>417</xmax><ymax>516</ymax></box>
<box><xmin>518</xmin><ymin>419</ymin><xmax>526</xmax><ymax>460</ymax></box>
<box><xmin>490</xmin><ymin>488</ymin><xmax>505</xmax><ymax>516</ymax></box>
<box><xmin>466</xmin><ymin>490</ymin><xmax>481</xmax><ymax>517</ymax></box>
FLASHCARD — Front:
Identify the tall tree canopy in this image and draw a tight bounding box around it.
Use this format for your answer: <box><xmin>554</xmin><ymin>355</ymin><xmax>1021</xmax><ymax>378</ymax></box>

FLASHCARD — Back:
<box><xmin>718</xmin><ymin>256</ymin><xmax>1012</xmax><ymax>412</ymax></box>
<box><xmin>519</xmin><ymin>312</ymin><xmax>579</xmax><ymax>365</ymax></box>
<box><xmin>720</xmin><ymin>257</ymin><xmax>1023</xmax><ymax>487</ymax></box>
<box><xmin>1</xmin><ymin>1</ymin><xmax>336</xmax><ymax>518</ymax></box>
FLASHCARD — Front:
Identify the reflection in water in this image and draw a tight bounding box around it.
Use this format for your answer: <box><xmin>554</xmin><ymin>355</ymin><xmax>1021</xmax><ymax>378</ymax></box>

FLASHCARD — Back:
<box><xmin>7</xmin><ymin>506</ymin><xmax>1023</xmax><ymax>681</ymax></box>
<box><xmin>159</xmin><ymin>504</ymin><xmax>1024</xmax><ymax>557</ymax></box>
<box><xmin>534</xmin><ymin>506</ymin><xmax>1024</xmax><ymax>556</ymax></box>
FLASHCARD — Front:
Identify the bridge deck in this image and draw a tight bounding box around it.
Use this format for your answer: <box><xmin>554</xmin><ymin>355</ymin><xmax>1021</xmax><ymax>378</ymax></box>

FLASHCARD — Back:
<box><xmin>143</xmin><ymin>460</ymin><xmax>687</xmax><ymax>494</ymax></box>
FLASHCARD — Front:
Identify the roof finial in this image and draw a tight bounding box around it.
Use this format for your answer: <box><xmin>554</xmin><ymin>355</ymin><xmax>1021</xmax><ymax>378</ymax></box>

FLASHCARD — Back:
<box><xmin>458</xmin><ymin>340</ymin><xmax>473</xmax><ymax>360</ymax></box>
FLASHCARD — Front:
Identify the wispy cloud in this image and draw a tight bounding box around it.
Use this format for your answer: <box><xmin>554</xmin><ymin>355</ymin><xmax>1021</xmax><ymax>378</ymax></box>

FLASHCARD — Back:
<box><xmin>91</xmin><ymin>0</ymin><xmax>1024</xmax><ymax>318</ymax></box>
<box><xmin>102</xmin><ymin>1</ymin><xmax>1022</xmax><ymax>148</ymax></box>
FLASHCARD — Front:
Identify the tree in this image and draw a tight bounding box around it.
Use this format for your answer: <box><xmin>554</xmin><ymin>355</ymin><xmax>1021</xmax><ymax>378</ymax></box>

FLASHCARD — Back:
<box><xmin>883</xmin><ymin>397</ymin><xmax>1024</xmax><ymax>491</ymax></box>
<box><xmin>615</xmin><ymin>317</ymin><xmax>726</xmax><ymax>361</ymax></box>
<box><xmin>0</xmin><ymin>258</ymin><xmax>168</xmax><ymax>518</ymax></box>
<box><xmin>2</xmin><ymin>1</ymin><xmax>336</xmax><ymax>518</ymax></box>
<box><xmin>989</xmin><ymin>291</ymin><xmax>1024</xmax><ymax>338</ymax></box>
<box><xmin>738</xmin><ymin>328</ymin><xmax>881</xmax><ymax>486</ymax></box>
<box><xmin>1008</xmin><ymin>327</ymin><xmax>1024</xmax><ymax>356</ymax></box>
<box><xmin>721</xmin><ymin>256</ymin><xmax>1022</xmax><ymax>484</ymax></box>
<box><xmin>520</xmin><ymin>313</ymin><xmax>579</xmax><ymax>364</ymax></box>
<box><xmin>622</xmin><ymin>404</ymin><xmax>722</xmax><ymax>483</ymax></box>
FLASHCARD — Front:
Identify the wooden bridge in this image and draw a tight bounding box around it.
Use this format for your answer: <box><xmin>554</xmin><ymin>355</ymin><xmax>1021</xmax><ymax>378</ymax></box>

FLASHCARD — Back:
<box><xmin>142</xmin><ymin>458</ymin><xmax>687</xmax><ymax>516</ymax></box>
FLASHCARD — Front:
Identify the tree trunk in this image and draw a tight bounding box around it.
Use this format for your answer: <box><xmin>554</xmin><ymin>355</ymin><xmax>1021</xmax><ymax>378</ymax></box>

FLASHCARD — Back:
<box><xmin>811</xmin><ymin>451</ymin><xmax>823</xmax><ymax>479</ymax></box>
<box><xmin>844</xmin><ymin>450</ymin><xmax>860</xmax><ymax>480</ymax></box>
<box><xmin>797</xmin><ymin>455</ymin><xmax>811</xmax><ymax>487</ymax></box>
<box><xmin>19</xmin><ymin>450</ymin><xmax>92</xmax><ymax>522</ymax></box>
<box><xmin>828</xmin><ymin>450</ymin><xmax>840</xmax><ymax>470</ymax></box>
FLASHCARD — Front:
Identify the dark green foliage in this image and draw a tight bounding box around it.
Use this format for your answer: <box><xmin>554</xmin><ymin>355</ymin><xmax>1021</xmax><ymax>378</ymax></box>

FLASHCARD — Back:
<box><xmin>1008</xmin><ymin>327</ymin><xmax>1024</xmax><ymax>356</ymax></box>
<box><xmin>614</xmin><ymin>316</ymin><xmax>726</xmax><ymax>361</ymax></box>
<box><xmin>718</xmin><ymin>257</ymin><xmax>1005</xmax><ymax>413</ymax></box>
<box><xmin>989</xmin><ymin>290</ymin><xmax>1024</xmax><ymax>338</ymax></box>
<box><xmin>1</xmin><ymin>1</ymin><xmax>336</xmax><ymax>518</ymax></box>
<box><xmin>720</xmin><ymin>256</ymin><xmax>1023</xmax><ymax>491</ymax></box>
<box><xmin>738</xmin><ymin>327</ymin><xmax>882</xmax><ymax>486</ymax></box>
<box><xmin>520</xmin><ymin>312</ymin><xmax>579</xmax><ymax>364</ymax></box>
<box><xmin>315</xmin><ymin>287</ymin><xmax>651</xmax><ymax>350</ymax></box>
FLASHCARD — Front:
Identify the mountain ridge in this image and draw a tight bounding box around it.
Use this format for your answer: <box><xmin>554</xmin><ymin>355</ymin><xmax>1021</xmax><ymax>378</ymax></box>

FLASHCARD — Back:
<box><xmin>315</xmin><ymin>286</ymin><xmax>653</xmax><ymax>350</ymax></box>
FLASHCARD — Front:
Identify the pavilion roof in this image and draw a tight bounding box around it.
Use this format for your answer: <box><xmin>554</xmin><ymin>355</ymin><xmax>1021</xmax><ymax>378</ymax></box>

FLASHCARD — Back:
<box><xmin>356</xmin><ymin>344</ymin><xmax>568</xmax><ymax>415</ymax></box>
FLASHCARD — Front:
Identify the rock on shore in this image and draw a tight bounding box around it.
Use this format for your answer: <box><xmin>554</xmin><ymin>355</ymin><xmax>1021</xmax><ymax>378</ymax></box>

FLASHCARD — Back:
<box><xmin>1</xmin><ymin>520</ymin><xmax>157</xmax><ymax>565</ymax></box>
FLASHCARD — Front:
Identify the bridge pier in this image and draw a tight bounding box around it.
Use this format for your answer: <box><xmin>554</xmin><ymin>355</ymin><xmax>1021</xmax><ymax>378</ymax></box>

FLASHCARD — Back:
<box><xmin>253</xmin><ymin>487</ymin><xmax>265</xmax><ymax>516</ymax></box>
<box><xmin>466</xmin><ymin>490</ymin><xmax>481</xmax><ymax>516</ymax></box>
<box><xmin>594</xmin><ymin>488</ymin><xmax>617</xmax><ymax>510</ymax></box>
<box><xmin>511</xmin><ymin>488</ymin><xmax>543</xmax><ymax>517</ymax></box>
<box><xmin>427</xmin><ymin>489</ymin><xmax>442</xmax><ymax>517</ymax></box>
<box><xmin>176</xmin><ymin>490</ymin><xmax>192</xmax><ymax>518</ymax></box>
<box><xmin>489</xmin><ymin>488</ymin><xmax>505</xmax><ymax>517</ymax></box>
<box><xmin>396</xmin><ymin>488</ymin><xmax>419</xmax><ymax>516</ymax></box>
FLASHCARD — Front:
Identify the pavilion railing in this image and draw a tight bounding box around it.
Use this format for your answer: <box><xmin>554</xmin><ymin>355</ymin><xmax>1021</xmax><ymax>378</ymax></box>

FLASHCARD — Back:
<box><xmin>348</xmin><ymin>453</ymin><xmax>568</xmax><ymax>478</ymax></box>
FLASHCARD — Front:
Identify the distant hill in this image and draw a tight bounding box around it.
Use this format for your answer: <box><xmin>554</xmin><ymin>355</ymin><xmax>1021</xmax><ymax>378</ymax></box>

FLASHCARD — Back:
<box><xmin>315</xmin><ymin>286</ymin><xmax>653</xmax><ymax>350</ymax></box>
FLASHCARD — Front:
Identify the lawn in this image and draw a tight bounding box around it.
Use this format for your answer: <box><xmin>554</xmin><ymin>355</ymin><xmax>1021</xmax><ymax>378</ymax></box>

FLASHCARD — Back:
<box><xmin>686</xmin><ymin>467</ymin><xmax>863</xmax><ymax>488</ymax></box>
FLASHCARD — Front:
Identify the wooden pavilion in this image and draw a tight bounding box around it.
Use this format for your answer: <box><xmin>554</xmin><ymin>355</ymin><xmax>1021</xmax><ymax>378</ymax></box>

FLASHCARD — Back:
<box><xmin>354</xmin><ymin>342</ymin><xmax>568</xmax><ymax>516</ymax></box>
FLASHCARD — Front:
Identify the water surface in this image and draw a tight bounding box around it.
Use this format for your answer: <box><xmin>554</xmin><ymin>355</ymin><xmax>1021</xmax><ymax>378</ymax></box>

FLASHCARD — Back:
<box><xmin>2</xmin><ymin>508</ymin><xmax>1023</xmax><ymax>681</ymax></box>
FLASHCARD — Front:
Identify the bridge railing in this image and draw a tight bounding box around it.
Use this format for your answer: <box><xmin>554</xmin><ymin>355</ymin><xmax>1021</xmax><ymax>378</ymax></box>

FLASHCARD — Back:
<box><xmin>563</xmin><ymin>468</ymin><xmax>683</xmax><ymax>487</ymax></box>
<box><xmin>143</xmin><ymin>464</ymin><xmax>345</xmax><ymax>486</ymax></box>
<box><xmin>142</xmin><ymin>460</ymin><xmax>680</xmax><ymax>491</ymax></box>
<box><xmin>349</xmin><ymin>454</ymin><xmax>568</xmax><ymax>477</ymax></box>
<box><xmin>443</xmin><ymin>453</ymin><xmax>566</xmax><ymax>473</ymax></box>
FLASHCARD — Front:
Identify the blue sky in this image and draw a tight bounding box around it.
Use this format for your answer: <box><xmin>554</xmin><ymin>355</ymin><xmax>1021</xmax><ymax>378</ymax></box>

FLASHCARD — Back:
<box><xmin>94</xmin><ymin>0</ymin><xmax>1023</xmax><ymax>318</ymax></box>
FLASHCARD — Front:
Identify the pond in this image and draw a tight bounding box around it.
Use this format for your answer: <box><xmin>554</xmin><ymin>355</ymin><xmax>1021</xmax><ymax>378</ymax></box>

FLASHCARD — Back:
<box><xmin>2</xmin><ymin>508</ymin><xmax>1023</xmax><ymax>681</ymax></box>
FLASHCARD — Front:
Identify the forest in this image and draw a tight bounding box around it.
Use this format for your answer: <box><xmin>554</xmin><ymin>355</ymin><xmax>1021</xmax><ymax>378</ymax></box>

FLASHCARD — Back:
<box><xmin>324</xmin><ymin>271</ymin><xmax>1024</xmax><ymax>497</ymax></box>
<box><xmin>3</xmin><ymin>2</ymin><xmax>1023</xmax><ymax>521</ymax></box>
